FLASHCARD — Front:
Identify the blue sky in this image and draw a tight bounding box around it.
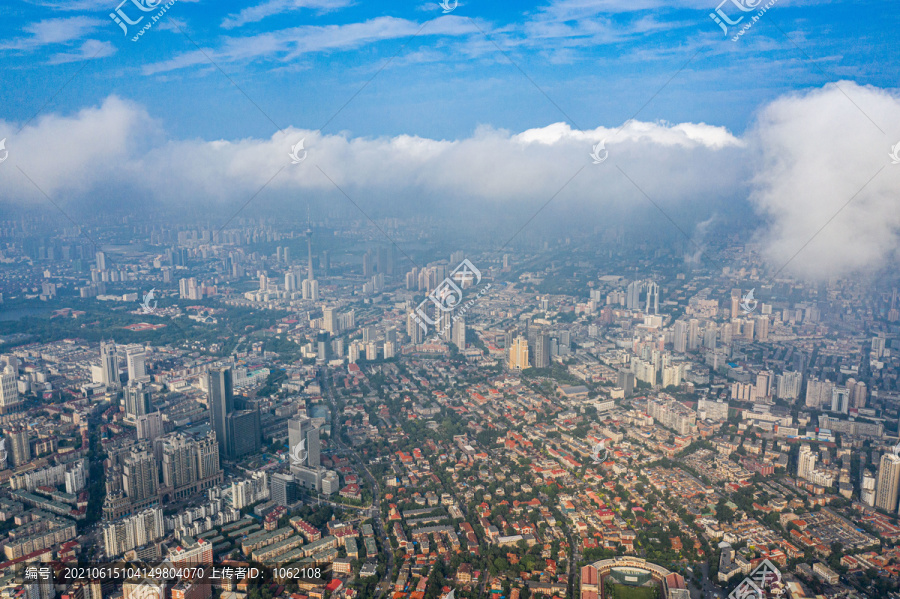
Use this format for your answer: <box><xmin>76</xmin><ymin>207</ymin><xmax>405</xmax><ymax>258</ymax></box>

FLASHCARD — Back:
<box><xmin>1</xmin><ymin>0</ymin><xmax>897</xmax><ymax>140</ymax></box>
<box><xmin>2</xmin><ymin>1</ymin><xmax>899</xmax><ymax>283</ymax></box>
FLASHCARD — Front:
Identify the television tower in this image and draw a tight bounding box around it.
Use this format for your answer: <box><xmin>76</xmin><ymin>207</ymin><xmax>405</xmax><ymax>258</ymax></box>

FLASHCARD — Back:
<box><xmin>306</xmin><ymin>205</ymin><xmax>314</xmax><ymax>282</ymax></box>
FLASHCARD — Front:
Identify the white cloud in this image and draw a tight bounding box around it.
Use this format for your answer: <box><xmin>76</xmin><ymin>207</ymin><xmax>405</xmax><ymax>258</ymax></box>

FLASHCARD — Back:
<box><xmin>747</xmin><ymin>81</ymin><xmax>900</xmax><ymax>280</ymax></box>
<box><xmin>0</xmin><ymin>16</ymin><xmax>104</xmax><ymax>50</ymax></box>
<box><xmin>2</xmin><ymin>83</ymin><xmax>898</xmax><ymax>281</ymax></box>
<box><xmin>221</xmin><ymin>0</ymin><xmax>354</xmax><ymax>29</ymax></box>
<box><xmin>143</xmin><ymin>15</ymin><xmax>472</xmax><ymax>75</ymax></box>
<box><xmin>48</xmin><ymin>39</ymin><xmax>116</xmax><ymax>64</ymax></box>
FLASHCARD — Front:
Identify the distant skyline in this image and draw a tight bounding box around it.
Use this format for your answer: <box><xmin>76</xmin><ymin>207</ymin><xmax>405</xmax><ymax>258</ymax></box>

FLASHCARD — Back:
<box><xmin>1</xmin><ymin>0</ymin><xmax>899</xmax><ymax>282</ymax></box>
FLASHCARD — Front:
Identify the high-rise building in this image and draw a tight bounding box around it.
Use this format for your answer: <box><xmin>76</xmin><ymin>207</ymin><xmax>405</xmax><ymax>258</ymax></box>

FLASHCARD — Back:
<box><xmin>206</xmin><ymin>368</ymin><xmax>258</xmax><ymax>461</ymax></box>
<box><xmin>534</xmin><ymin>333</ymin><xmax>551</xmax><ymax>369</ymax></box>
<box><xmin>775</xmin><ymin>371</ymin><xmax>802</xmax><ymax>400</ymax></box>
<box><xmin>798</xmin><ymin>445</ymin><xmax>817</xmax><ymax>481</ymax></box>
<box><xmin>136</xmin><ymin>411</ymin><xmax>164</xmax><ymax>443</ymax></box>
<box><xmin>875</xmin><ymin>453</ymin><xmax>900</xmax><ymax>512</ymax></box>
<box><xmin>645</xmin><ymin>281</ymin><xmax>659</xmax><ymax>315</ymax></box>
<box><xmin>228</xmin><ymin>405</ymin><xmax>261</xmax><ymax>459</ymax></box>
<box><xmin>730</xmin><ymin>289</ymin><xmax>742</xmax><ymax>319</ymax></box>
<box><xmin>688</xmin><ymin>319</ymin><xmax>700</xmax><ymax>351</ymax></box>
<box><xmin>452</xmin><ymin>317</ymin><xmax>466</xmax><ymax>349</ymax></box>
<box><xmin>289</xmin><ymin>416</ymin><xmax>321</xmax><ymax>470</ymax></box>
<box><xmin>508</xmin><ymin>336</ymin><xmax>530</xmax><ymax>370</ymax></box>
<box><xmin>626</xmin><ymin>281</ymin><xmax>642</xmax><ymax>311</ymax></box>
<box><xmin>126</xmin><ymin>347</ymin><xmax>147</xmax><ymax>381</ymax></box>
<box><xmin>207</xmin><ymin>367</ymin><xmax>234</xmax><ymax>459</ymax></box>
<box><xmin>124</xmin><ymin>382</ymin><xmax>152</xmax><ymax>420</ymax></box>
<box><xmin>437</xmin><ymin>310</ymin><xmax>452</xmax><ymax>341</ymax></box>
<box><xmin>755</xmin><ymin>316</ymin><xmax>769</xmax><ymax>342</ymax></box>
<box><xmin>617</xmin><ymin>369</ymin><xmax>635</xmax><ymax>396</ymax></box>
<box><xmin>831</xmin><ymin>387</ymin><xmax>850</xmax><ymax>414</ymax></box>
<box><xmin>673</xmin><ymin>321</ymin><xmax>688</xmax><ymax>353</ymax></box>
<box><xmin>123</xmin><ymin>445</ymin><xmax>159</xmax><ymax>503</ymax></box>
<box><xmin>805</xmin><ymin>377</ymin><xmax>835</xmax><ymax>409</ymax></box>
<box><xmin>103</xmin><ymin>507</ymin><xmax>165</xmax><ymax>557</ymax></box>
<box><xmin>703</xmin><ymin>326</ymin><xmax>717</xmax><ymax>350</ymax></box>
<box><xmin>161</xmin><ymin>434</ymin><xmax>198</xmax><ymax>490</ymax></box>
<box><xmin>6</xmin><ymin>427</ymin><xmax>30</xmax><ymax>467</ymax></box>
<box><xmin>302</xmin><ymin>278</ymin><xmax>319</xmax><ymax>301</ymax></box>
<box><xmin>271</xmin><ymin>473</ymin><xmax>298</xmax><ymax>507</ymax></box>
<box><xmin>407</xmin><ymin>311</ymin><xmax>424</xmax><ymax>344</ymax></box>
<box><xmin>851</xmin><ymin>380</ymin><xmax>868</xmax><ymax>409</ymax></box>
<box><xmin>100</xmin><ymin>341</ymin><xmax>120</xmax><ymax>388</ymax></box>
<box><xmin>323</xmin><ymin>307</ymin><xmax>338</xmax><ymax>334</ymax></box>
<box><xmin>0</xmin><ymin>365</ymin><xmax>21</xmax><ymax>414</ymax></box>
<box><xmin>756</xmin><ymin>371</ymin><xmax>773</xmax><ymax>399</ymax></box>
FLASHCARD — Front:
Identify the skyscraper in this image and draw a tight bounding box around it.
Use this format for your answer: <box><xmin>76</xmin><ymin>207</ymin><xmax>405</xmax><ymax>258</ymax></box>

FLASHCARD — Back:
<box><xmin>289</xmin><ymin>416</ymin><xmax>321</xmax><ymax>470</ymax></box>
<box><xmin>136</xmin><ymin>411</ymin><xmax>164</xmax><ymax>443</ymax></box>
<box><xmin>207</xmin><ymin>367</ymin><xmax>234</xmax><ymax>458</ymax></box>
<box><xmin>508</xmin><ymin>336</ymin><xmax>530</xmax><ymax>370</ymax></box>
<box><xmin>452</xmin><ymin>316</ymin><xmax>466</xmax><ymax>349</ymax></box>
<box><xmin>100</xmin><ymin>341</ymin><xmax>120</xmax><ymax>388</ymax></box>
<box><xmin>271</xmin><ymin>473</ymin><xmax>298</xmax><ymax>507</ymax></box>
<box><xmin>673</xmin><ymin>321</ymin><xmax>688</xmax><ymax>353</ymax></box>
<box><xmin>123</xmin><ymin>445</ymin><xmax>159</xmax><ymax>503</ymax></box>
<box><xmin>323</xmin><ymin>307</ymin><xmax>338</xmax><ymax>334</ymax></box>
<box><xmin>730</xmin><ymin>289</ymin><xmax>742</xmax><ymax>319</ymax></box>
<box><xmin>831</xmin><ymin>387</ymin><xmax>850</xmax><ymax>414</ymax></box>
<box><xmin>161</xmin><ymin>434</ymin><xmax>198</xmax><ymax>490</ymax></box>
<box><xmin>875</xmin><ymin>453</ymin><xmax>900</xmax><ymax>512</ymax></box>
<box><xmin>437</xmin><ymin>310</ymin><xmax>452</xmax><ymax>341</ymax></box>
<box><xmin>645</xmin><ymin>281</ymin><xmax>659</xmax><ymax>314</ymax></box>
<box><xmin>0</xmin><ymin>365</ymin><xmax>21</xmax><ymax>414</ymax></box>
<box><xmin>124</xmin><ymin>382</ymin><xmax>152</xmax><ymax>420</ymax></box>
<box><xmin>228</xmin><ymin>403</ymin><xmax>262</xmax><ymax>459</ymax></box>
<box><xmin>5</xmin><ymin>427</ymin><xmax>30</xmax><ymax>467</ymax></box>
<box><xmin>534</xmin><ymin>333</ymin><xmax>551</xmax><ymax>369</ymax></box>
<box><xmin>617</xmin><ymin>369</ymin><xmax>635</xmax><ymax>396</ymax></box>
<box><xmin>797</xmin><ymin>445</ymin><xmax>816</xmax><ymax>481</ymax></box>
<box><xmin>687</xmin><ymin>319</ymin><xmax>700</xmax><ymax>351</ymax></box>
<box><xmin>626</xmin><ymin>281</ymin><xmax>642</xmax><ymax>311</ymax></box>
<box><xmin>126</xmin><ymin>347</ymin><xmax>147</xmax><ymax>381</ymax></box>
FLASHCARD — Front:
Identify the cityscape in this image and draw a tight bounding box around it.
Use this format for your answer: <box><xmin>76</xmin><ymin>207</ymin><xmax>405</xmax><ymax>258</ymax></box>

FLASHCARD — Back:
<box><xmin>1</xmin><ymin>1</ymin><xmax>900</xmax><ymax>599</ymax></box>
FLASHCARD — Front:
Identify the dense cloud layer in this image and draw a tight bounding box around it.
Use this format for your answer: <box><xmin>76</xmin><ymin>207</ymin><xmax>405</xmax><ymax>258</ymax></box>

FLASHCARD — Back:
<box><xmin>1</xmin><ymin>82</ymin><xmax>898</xmax><ymax>280</ymax></box>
